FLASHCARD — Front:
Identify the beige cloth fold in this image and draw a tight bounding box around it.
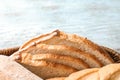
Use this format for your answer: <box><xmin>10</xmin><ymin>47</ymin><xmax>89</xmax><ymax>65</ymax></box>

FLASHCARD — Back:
<box><xmin>0</xmin><ymin>55</ymin><xmax>43</xmax><ymax>80</ymax></box>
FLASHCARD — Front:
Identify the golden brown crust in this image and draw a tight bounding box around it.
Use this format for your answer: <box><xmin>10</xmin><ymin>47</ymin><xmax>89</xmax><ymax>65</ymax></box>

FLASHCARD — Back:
<box><xmin>99</xmin><ymin>63</ymin><xmax>120</xmax><ymax>80</ymax></box>
<box><xmin>32</xmin><ymin>53</ymin><xmax>89</xmax><ymax>70</ymax></box>
<box><xmin>83</xmin><ymin>38</ymin><xmax>114</xmax><ymax>62</ymax></box>
<box><xmin>58</xmin><ymin>30</ymin><xmax>114</xmax><ymax>64</ymax></box>
<box><xmin>20</xmin><ymin>59</ymin><xmax>77</xmax><ymax>79</ymax></box>
<box><xmin>10</xmin><ymin>30</ymin><xmax>117</xmax><ymax>79</ymax></box>
<box><xmin>18</xmin><ymin>44</ymin><xmax>103</xmax><ymax>68</ymax></box>
<box><xmin>109</xmin><ymin>71</ymin><xmax>120</xmax><ymax>80</ymax></box>
<box><xmin>46</xmin><ymin>77</ymin><xmax>66</xmax><ymax>80</ymax></box>
<box><xmin>20</xmin><ymin>30</ymin><xmax>58</xmax><ymax>50</ymax></box>
<box><xmin>13</xmin><ymin>51</ymin><xmax>77</xmax><ymax>79</ymax></box>
<box><xmin>64</xmin><ymin>63</ymin><xmax>120</xmax><ymax>80</ymax></box>
<box><xmin>78</xmin><ymin>71</ymin><xmax>99</xmax><ymax>80</ymax></box>
<box><xmin>19</xmin><ymin>30</ymin><xmax>113</xmax><ymax>65</ymax></box>
<box><xmin>65</xmin><ymin>68</ymin><xmax>99</xmax><ymax>80</ymax></box>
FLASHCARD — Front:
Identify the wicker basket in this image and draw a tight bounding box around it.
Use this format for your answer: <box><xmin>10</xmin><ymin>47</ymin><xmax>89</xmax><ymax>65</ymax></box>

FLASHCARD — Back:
<box><xmin>0</xmin><ymin>46</ymin><xmax>120</xmax><ymax>63</ymax></box>
<box><xmin>0</xmin><ymin>47</ymin><xmax>19</xmax><ymax>56</ymax></box>
<box><xmin>101</xmin><ymin>46</ymin><xmax>120</xmax><ymax>63</ymax></box>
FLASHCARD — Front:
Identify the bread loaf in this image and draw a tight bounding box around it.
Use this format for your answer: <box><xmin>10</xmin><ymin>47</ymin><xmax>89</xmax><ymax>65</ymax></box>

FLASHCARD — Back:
<box><xmin>19</xmin><ymin>30</ymin><xmax>113</xmax><ymax>65</ymax></box>
<box><xmin>65</xmin><ymin>68</ymin><xmax>99</xmax><ymax>80</ymax></box>
<box><xmin>10</xmin><ymin>30</ymin><xmax>115</xmax><ymax>79</ymax></box>
<box><xmin>22</xmin><ymin>60</ymin><xmax>76</xmax><ymax>79</ymax></box>
<box><xmin>14</xmin><ymin>52</ymin><xmax>76</xmax><ymax>79</ymax></box>
<box><xmin>64</xmin><ymin>63</ymin><xmax>120</xmax><ymax>80</ymax></box>
<box><xmin>99</xmin><ymin>63</ymin><xmax>120</xmax><ymax>80</ymax></box>
<box><xmin>21</xmin><ymin>44</ymin><xmax>102</xmax><ymax>67</ymax></box>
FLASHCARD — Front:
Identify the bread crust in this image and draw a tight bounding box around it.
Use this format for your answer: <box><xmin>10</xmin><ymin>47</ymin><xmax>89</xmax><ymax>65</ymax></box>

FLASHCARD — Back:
<box><xmin>19</xmin><ymin>30</ymin><xmax>113</xmax><ymax>65</ymax></box>
<box><xmin>32</xmin><ymin>53</ymin><xmax>89</xmax><ymax>70</ymax></box>
<box><xmin>64</xmin><ymin>63</ymin><xmax>120</xmax><ymax>80</ymax></box>
<box><xmin>65</xmin><ymin>68</ymin><xmax>99</xmax><ymax>80</ymax></box>
<box><xmin>19</xmin><ymin>43</ymin><xmax>103</xmax><ymax>67</ymax></box>
<box><xmin>20</xmin><ymin>59</ymin><xmax>77</xmax><ymax>79</ymax></box>
<box><xmin>14</xmin><ymin>52</ymin><xmax>77</xmax><ymax>79</ymax></box>
<box><xmin>46</xmin><ymin>77</ymin><xmax>65</xmax><ymax>80</ymax></box>
<box><xmin>99</xmin><ymin>63</ymin><xmax>120</xmax><ymax>80</ymax></box>
<box><xmin>10</xmin><ymin>30</ymin><xmax>116</xmax><ymax>79</ymax></box>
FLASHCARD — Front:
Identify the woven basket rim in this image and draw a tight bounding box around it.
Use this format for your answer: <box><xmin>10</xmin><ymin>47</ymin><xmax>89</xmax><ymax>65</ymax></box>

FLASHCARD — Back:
<box><xmin>0</xmin><ymin>47</ymin><xmax>19</xmax><ymax>56</ymax></box>
<box><xmin>101</xmin><ymin>46</ymin><xmax>120</xmax><ymax>63</ymax></box>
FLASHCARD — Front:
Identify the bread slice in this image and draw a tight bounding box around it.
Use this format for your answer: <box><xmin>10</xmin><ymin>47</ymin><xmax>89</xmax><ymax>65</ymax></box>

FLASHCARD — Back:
<box><xmin>32</xmin><ymin>53</ymin><xmax>89</xmax><ymax>70</ymax></box>
<box><xmin>65</xmin><ymin>68</ymin><xmax>99</xmax><ymax>80</ymax></box>
<box><xmin>99</xmin><ymin>63</ymin><xmax>120</xmax><ymax>80</ymax></box>
<box><xmin>13</xmin><ymin>52</ymin><xmax>77</xmax><ymax>79</ymax></box>
<box><xmin>19</xmin><ymin>30</ymin><xmax>113</xmax><ymax>65</ymax></box>
<box><xmin>19</xmin><ymin>43</ymin><xmax>102</xmax><ymax>68</ymax></box>
<box><xmin>46</xmin><ymin>77</ymin><xmax>65</xmax><ymax>80</ymax></box>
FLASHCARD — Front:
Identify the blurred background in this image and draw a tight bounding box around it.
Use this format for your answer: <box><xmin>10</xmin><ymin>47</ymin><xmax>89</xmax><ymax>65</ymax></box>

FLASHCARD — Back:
<box><xmin>0</xmin><ymin>0</ymin><xmax>120</xmax><ymax>52</ymax></box>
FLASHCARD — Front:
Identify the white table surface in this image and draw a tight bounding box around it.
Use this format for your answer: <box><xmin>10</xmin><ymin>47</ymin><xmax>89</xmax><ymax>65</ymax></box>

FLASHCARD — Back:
<box><xmin>0</xmin><ymin>0</ymin><xmax>120</xmax><ymax>52</ymax></box>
